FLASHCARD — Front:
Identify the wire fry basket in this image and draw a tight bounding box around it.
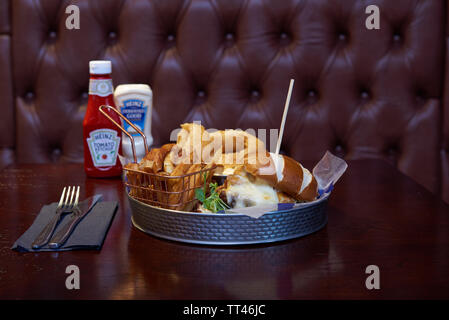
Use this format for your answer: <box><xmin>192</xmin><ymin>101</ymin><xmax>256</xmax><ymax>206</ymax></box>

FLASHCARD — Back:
<box><xmin>124</xmin><ymin>165</ymin><xmax>216</xmax><ymax>211</ymax></box>
<box><xmin>99</xmin><ymin>105</ymin><xmax>216</xmax><ymax>211</ymax></box>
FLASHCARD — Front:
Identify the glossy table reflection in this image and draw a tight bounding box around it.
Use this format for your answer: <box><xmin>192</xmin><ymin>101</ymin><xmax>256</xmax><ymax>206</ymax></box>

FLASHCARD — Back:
<box><xmin>0</xmin><ymin>160</ymin><xmax>448</xmax><ymax>299</ymax></box>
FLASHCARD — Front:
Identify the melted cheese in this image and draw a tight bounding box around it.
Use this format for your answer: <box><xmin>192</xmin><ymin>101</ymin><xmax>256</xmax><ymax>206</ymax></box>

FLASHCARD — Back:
<box><xmin>225</xmin><ymin>174</ymin><xmax>279</xmax><ymax>208</ymax></box>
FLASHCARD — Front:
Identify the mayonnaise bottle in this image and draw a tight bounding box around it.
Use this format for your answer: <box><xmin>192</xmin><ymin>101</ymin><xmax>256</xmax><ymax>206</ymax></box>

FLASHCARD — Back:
<box><xmin>114</xmin><ymin>84</ymin><xmax>153</xmax><ymax>163</ymax></box>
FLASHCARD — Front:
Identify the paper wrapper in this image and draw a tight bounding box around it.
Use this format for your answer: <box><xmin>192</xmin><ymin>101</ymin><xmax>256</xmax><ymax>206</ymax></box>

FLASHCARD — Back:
<box><xmin>226</xmin><ymin>151</ymin><xmax>348</xmax><ymax>218</ymax></box>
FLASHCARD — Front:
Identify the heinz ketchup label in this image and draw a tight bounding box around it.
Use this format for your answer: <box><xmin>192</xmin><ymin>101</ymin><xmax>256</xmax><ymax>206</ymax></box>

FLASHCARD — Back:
<box><xmin>86</xmin><ymin>129</ymin><xmax>120</xmax><ymax>167</ymax></box>
<box><xmin>83</xmin><ymin>60</ymin><xmax>122</xmax><ymax>178</ymax></box>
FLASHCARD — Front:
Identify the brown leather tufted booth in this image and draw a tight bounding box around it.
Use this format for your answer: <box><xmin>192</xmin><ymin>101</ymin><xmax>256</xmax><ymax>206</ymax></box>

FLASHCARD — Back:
<box><xmin>0</xmin><ymin>0</ymin><xmax>448</xmax><ymax>203</ymax></box>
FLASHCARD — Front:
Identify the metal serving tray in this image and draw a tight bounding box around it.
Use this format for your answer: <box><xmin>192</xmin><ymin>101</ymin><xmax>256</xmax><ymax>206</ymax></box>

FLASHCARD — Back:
<box><xmin>128</xmin><ymin>193</ymin><xmax>329</xmax><ymax>245</ymax></box>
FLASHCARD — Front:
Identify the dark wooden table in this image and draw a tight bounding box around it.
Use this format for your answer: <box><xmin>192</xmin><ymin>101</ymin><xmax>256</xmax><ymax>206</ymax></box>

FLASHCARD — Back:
<box><xmin>0</xmin><ymin>159</ymin><xmax>448</xmax><ymax>299</ymax></box>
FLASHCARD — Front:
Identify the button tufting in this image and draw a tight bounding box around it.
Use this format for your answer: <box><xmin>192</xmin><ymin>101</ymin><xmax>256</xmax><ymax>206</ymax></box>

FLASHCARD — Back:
<box><xmin>279</xmin><ymin>31</ymin><xmax>292</xmax><ymax>46</ymax></box>
<box><xmin>167</xmin><ymin>34</ymin><xmax>175</xmax><ymax>42</ymax></box>
<box><xmin>25</xmin><ymin>92</ymin><xmax>34</xmax><ymax>100</ymax></box>
<box><xmin>51</xmin><ymin>148</ymin><xmax>62</xmax><ymax>161</ymax></box>
<box><xmin>308</xmin><ymin>89</ymin><xmax>317</xmax><ymax>98</ymax></box>
<box><xmin>387</xmin><ymin>145</ymin><xmax>399</xmax><ymax>156</ymax></box>
<box><xmin>334</xmin><ymin>144</ymin><xmax>345</xmax><ymax>156</ymax></box>
<box><xmin>414</xmin><ymin>89</ymin><xmax>427</xmax><ymax>105</ymax></box>
<box><xmin>197</xmin><ymin>90</ymin><xmax>206</xmax><ymax>98</ymax></box>
<box><xmin>338</xmin><ymin>33</ymin><xmax>347</xmax><ymax>41</ymax></box>
<box><xmin>251</xmin><ymin>90</ymin><xmax>260</xmax><ymax>98</ymax></box>
<box><xmin>107</xmin><ymin>31</ymin><xmax>118</xmax><ymax>45</ymax></box>
<box><xmin>416</xmin><ymin>90</ymin><xmax>426</xmax><ymax>99</ymax></box>
<box><xmin>48</xmin><ymin>31</ymin><xmax>57</xmax><ymax>39</ymax></box>
<box><xmin>360</xmin><ymin>90</ymin><xmax>370</xmax><ymax>99</ymax></box>
<box><xmin>393</xmin><ymin>33</ymin><xmax>401</xmax><ymax>42</ymax></box>
<box><xmin>225</xmin><ymin>33</ymin><xmax>234</xmax><ymax>41</ymax></box>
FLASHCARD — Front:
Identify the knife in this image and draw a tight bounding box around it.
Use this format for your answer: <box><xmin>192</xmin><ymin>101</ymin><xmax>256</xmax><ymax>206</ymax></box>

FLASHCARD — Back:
<box><xmin>48</xmin><ymin>194</ymin><xmax>102</xmax><ymax>249</ymax></box>
<box><xmin>31</xmin><ymin>207</ymin><xmax>68</xmax><ymax>249</ymax></box>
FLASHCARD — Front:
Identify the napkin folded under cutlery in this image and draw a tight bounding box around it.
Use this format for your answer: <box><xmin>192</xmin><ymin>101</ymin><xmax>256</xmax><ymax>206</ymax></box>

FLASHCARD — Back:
<box><xmin>12</xmin><ymin>195</ymin><xmax>118</xmax><ymax>252</ymax></box>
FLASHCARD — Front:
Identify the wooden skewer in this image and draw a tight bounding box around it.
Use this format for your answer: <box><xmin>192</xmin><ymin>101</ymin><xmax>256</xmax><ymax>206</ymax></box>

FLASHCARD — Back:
<box><xmin>275</xmin><ymin>79</ymin><xmax>295</xmax><ymax>159</ymax></box>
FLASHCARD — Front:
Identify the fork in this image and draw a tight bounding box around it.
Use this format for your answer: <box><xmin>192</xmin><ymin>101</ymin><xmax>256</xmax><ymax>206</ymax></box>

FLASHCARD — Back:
<box><xmin>31</xmin><ymin>186</ymin><xmax>80</xmax><ymax>249</ymax></box>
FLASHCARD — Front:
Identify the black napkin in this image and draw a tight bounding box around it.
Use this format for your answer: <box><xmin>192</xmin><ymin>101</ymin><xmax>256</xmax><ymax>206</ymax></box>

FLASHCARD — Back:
<box><xmin>11</xmin><ymin>195</ymin><xmax>118</xmax><ymax>252</ymax></box>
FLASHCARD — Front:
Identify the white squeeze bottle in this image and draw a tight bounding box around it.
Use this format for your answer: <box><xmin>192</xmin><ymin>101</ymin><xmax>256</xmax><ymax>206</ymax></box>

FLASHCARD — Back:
<box><xmin>113</xmin><ymin>84</ymin><xmax>153</xmax><ymax>163</ymax></box>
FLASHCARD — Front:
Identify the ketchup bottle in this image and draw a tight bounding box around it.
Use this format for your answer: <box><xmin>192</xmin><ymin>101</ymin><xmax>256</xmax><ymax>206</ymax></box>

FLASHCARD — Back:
<box><xmin>83</xmin><ymin>60</ymin><xmax>122</xmax><ymax>178</ymax></box>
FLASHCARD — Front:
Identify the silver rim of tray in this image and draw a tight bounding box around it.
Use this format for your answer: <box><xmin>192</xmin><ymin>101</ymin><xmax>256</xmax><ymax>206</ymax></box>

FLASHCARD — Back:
<box><xmin>128</xmin><ymin>193</ymin><xmax>329</xmax><ymax>245</ymax></box>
